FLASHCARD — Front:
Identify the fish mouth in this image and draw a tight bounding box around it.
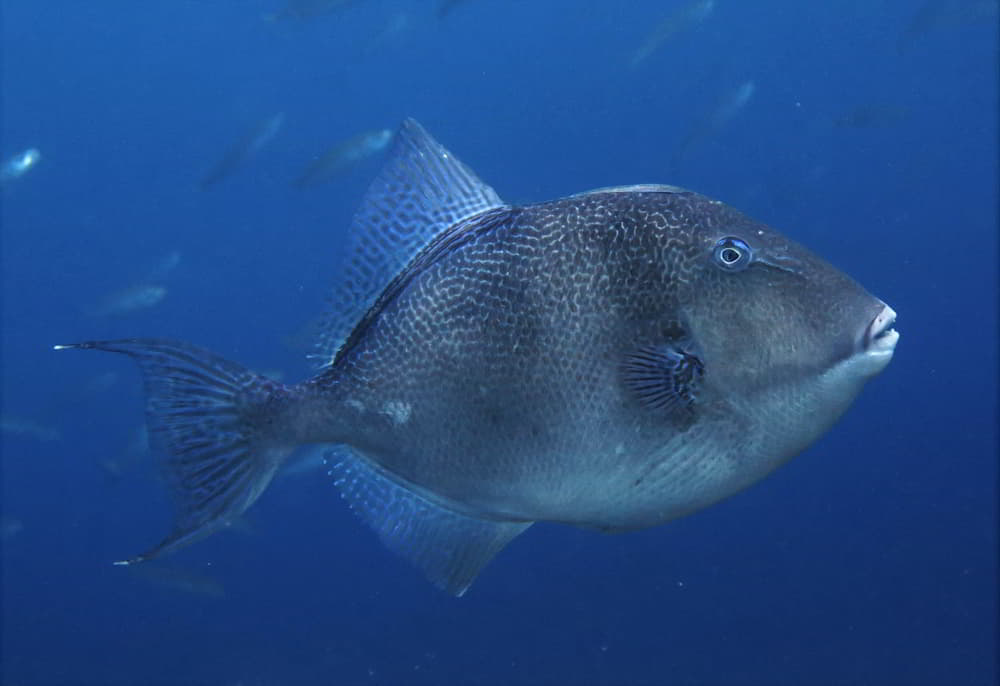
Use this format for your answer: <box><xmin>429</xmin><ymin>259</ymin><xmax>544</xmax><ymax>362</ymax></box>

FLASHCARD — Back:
<box><xmin>863</xmin><ymin>304</ymin><xmax>899</xmax><ymax>355</ymax></box>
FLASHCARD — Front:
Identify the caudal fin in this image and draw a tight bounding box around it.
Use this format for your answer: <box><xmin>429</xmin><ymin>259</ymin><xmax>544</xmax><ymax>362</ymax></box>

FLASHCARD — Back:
<box><xmin>55</xmin><ymin>339</ymin><xmax>294</xmax><ymax>564</ymax></box>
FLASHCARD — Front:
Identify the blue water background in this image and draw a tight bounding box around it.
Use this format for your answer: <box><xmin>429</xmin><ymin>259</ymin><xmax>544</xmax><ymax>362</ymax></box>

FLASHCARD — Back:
<box><xmin>2</xmin><ymin>1</ymin><xmax>997</xmax><ymax>684</ymax></box>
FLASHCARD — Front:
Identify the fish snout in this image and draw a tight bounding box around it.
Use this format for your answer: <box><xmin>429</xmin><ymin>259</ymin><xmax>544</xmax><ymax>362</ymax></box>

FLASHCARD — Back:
<box><xmin>861</xmin><ymin>303</ymin><xmax>899</xmax><ymax>359</ymax></box>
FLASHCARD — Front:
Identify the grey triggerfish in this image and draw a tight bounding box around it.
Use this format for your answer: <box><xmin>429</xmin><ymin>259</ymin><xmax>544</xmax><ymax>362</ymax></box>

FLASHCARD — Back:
<box><xmin>57</xmin><ymin>119</ymin><xmax>899</xmax><ymax>595</ymax></box>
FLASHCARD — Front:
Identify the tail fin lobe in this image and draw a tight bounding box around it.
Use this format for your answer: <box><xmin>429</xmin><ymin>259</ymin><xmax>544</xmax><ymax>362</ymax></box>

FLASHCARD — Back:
<box><xmin>58</xmin><ymin>339</ymin><xmax>294</xmax><ymax>563</ymax></box>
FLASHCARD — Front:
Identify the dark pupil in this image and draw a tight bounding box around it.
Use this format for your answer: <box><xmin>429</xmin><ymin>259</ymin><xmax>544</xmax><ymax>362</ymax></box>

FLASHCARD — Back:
<box><xmin>721</xmin><ymin>247</ymin><xmax>741</xmax><ymax>264</ymax></box>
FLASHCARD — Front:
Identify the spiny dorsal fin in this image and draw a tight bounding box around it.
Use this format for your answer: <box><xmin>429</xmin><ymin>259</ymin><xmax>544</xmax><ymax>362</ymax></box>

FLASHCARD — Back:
<box><xmin>315</xmin><ymin>119</ymin><xmax>505</xmax><ymax>366</ymax></box>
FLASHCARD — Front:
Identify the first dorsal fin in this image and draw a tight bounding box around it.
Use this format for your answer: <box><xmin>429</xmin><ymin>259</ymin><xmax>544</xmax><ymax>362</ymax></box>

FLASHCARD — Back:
<box><xmin>315</xmin><ymin>118</ymin><xmax>506</xmax><ymax>366</ymax></box>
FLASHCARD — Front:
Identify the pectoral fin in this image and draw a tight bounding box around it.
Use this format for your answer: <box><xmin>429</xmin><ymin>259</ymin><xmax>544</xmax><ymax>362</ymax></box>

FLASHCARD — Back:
<box><xmin>623</xmin><ymin>343</ymin><xmax>704</xmax><ymax>416</ymax></box>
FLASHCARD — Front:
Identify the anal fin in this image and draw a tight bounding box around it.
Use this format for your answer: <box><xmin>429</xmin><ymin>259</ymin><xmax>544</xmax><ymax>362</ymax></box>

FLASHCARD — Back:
<box><xmin>327</xmin><ymin>448</ymin><xmax>531</xmax><ymax>596</ymax></box>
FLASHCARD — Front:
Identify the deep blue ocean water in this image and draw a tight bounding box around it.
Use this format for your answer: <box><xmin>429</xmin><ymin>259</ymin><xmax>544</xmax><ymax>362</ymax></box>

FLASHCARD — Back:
<box><xmin>2</xmin><ymin>1</ymin><xmax>997</xmax><ymax>685</ymax></box>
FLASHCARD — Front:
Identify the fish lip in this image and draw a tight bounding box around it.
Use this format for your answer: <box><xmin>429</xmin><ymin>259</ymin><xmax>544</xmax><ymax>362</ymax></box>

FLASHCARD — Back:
<box><xmin>863</xmin><ymin>304</ymin><xmax>899</xmax><ymax>354</ymax></box>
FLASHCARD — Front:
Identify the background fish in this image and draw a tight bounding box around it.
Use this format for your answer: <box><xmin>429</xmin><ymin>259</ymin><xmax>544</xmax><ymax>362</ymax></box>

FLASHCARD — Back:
<box><xmin>265</xmin><ymin>0</ymin><xmax>356</xmax><ymax>22</ymax></box>
<box><xmin>79</xmin><ymin>251</ymin><xmax>181</xmax><ymax>319</ymax></box>
<box><xmin>199</xmin><ymin>113</ymin><xmax>285</xmax><ymax>190</ymax></box>
<box><xmin>834</xmin><ymin>103</ymin><xmax>911</xmax><ymax>129</ymax></box>
<box><xmin>672</xmin><ymin>79</ymin><xmax>755</xmax><ymax>169</ymax></box>
<box><xmin>896</xmin><ymin>0</ymin><xmax>998</xmax><ymax>54</ymax></box>
<box><xmin>126</xmin><ymin>563</ymin><xmax>226</xmax><ymax>599</ymax></box>
<box><xmin>294</xmin><ymin>128</ymin><xmax>393</xmax><ymax>187</ymax></box>
<box><xmin>58</xmin><ymin>119</ymin><xmax>898</xmax><ymax>596</ymax></box>
<box><xmin>83</xmin><ymin>283</ymin><xmax>168</xmax><ymax>318</ymax></box>
<box><xmin>0</xmin><ymin>415</ymin><xmax>61</xmax><ymax>442</ymax></box>
<box><xmin>1</xmin><ymin>515</ymin><xmax>24</xmax><ymax>540</ymax></box>
<box><xmin>0</xmin><ymin>148</ymin><xmax>41</xmax><ymax>184</ymax></box>
<box><xmin>437</xmin><ymin>0</ymin><xmax>475</xmax><ymax>19</ymax></box>
<box><xmin>629</xmin><ymin>0</ymin><xmax>715</xmax><ymax>68</ymax></box>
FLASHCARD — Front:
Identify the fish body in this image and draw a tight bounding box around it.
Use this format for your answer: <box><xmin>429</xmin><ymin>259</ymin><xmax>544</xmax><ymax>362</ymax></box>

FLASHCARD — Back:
<box><xmin>1</xmin><ymin>516</ymin><xmax>23</xmax><ymax>540</ymax></box>
<box><xmin>897</xmin><ymin>0</ymin><xmax>998</xmax><ymax>54</ymax></box>
<box><xmin>1</xmin><ymin>415</ymin><xmax>60</xmax><ymax>442</ymax></box>
<box><xmin>60</xmin><ymin>119</ymin><xmax>898</xmax><ymax>594</ymax></box>
<box><xmin>834</xmin><ymin>104</ymin><xmax>910</xmax><ymax>129</ymax></box>
<box><xmin>295</xmin><ymin>128</ymin><xmax>392</xmax><ymax>187</ymax></box>
<box><xmin>199</xmin><ymin>113</ymin><xmax>285</xmax><ymax>190</ymax></box>
<box><xmin>146</xmin><ymin>250</ymin><xmax>182</xmax><ymax>282</ymax></box>
<box><xmin>128</xmin><ymin>563</ymin><xmax>226</xmax><ymax>598</ymax></box>
<box><xmin>1</xmin><ymin>148</ymin><xmax>41</xmax><ymax>184</ymax></box>
<box><xmin>437</xmin><ymin>0</ymin><xmax>473</xmax><ymax>18</ymax></box>
<box><xmin>85</xmin><ymin>284</ymin><xmax>167</xmax><ymax>317</ymax></box>
<box><xmin>630</xmin><ymin>0</ymin><xmax>715</xmax><ymax>68</ymax></box>
<box><xmin>361</xmin><ymin>12</ymin><xmax>410</xmax><ymax>56</ymax></box>
<box><xmin>267</xmin><ymin>0</ymin><xmax>355</xmax><ymax>22</ymax></box>
<box><xmin>673</xmin><ymin>79</ymin><xmax>755</xmax><ymax>168</ymax></box>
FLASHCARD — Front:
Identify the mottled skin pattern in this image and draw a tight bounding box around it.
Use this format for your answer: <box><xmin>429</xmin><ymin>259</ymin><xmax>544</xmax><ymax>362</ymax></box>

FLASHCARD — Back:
<box><xmin>293</xmin><ymin>186</ymin><xmax>888</xmax><ymax>530</ymax></box>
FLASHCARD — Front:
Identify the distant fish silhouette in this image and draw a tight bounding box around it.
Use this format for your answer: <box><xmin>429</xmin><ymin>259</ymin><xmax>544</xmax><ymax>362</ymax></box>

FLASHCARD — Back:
<box><xmin>199</xmin><ymin>113</ymin><xmax>284</xmax><ymax>190</ymax></box>
<box><xmin>266</xmin><ymin>0</ymin><xmax>356</xmax><ymax>22</ymax></box>
<box><xmin>145</xmin><ymin>250</ymin><xmax>182</xmax><ymax>282</ymax></box>
<box><xmin>359</xmin><ymin>11</ymin><xmax>410</xmax><ymax>57</ymax></box>
<box><xmin>1</xmin><ymin>148</ymin><xmax>41</xmax><ymax>185</ymax></box>
<box><xmin>1</xmin><ymin>516</ymin><xmax>23</xmax><ymax>540</ymax></box>
<box><xmin>896</xmin><ymin>0</ymin><xmax>998</xmax><ymax>54</ymax></box>
<box><xmin>437</xmin><ymin>0</ymin><xmax>474</xmax><ymax>19</ymax></box>
<box><xmin>672</xmin><ymin>79</ymin><xmax>755</xmax><ymax>169</ymax></box>
<box><xmin>97</xmin><ymin>424</ymin><xmax>150</xmax><ymax>484</ymax></box>
<box><xmin>295</xmin><ymin>128</ymin><xmax>392</xmax><ymax>187</ymax></box>
<box><xmin>629</xmin><ymin>0</ymin><xmax>715</xmax><ymax>69</ymax></box>
<box><xmin>84</xmin><ymin>284</ymin><xmax>167</xmax><ymax>318</ymax></box>
<box><xmin>834</xmin><ymin>104</ymin><xmax>910</xmax><ymax>129</ymax></box>
<box><xmin>1</xmin><ymin>415</ymin><xmax>61</xmax><ymax>442</ymax></box>
<box><xmin>126</xmin><ymin>563</ymin><xmax>226</xmax><ymax>599</ymax></box>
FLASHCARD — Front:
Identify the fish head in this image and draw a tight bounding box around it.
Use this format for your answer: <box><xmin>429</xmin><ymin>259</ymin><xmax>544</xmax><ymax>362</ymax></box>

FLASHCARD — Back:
<box><xmin>669</xmin><ymin>195</ymin><xmax>898</xmax><ymax>455</ymax></box>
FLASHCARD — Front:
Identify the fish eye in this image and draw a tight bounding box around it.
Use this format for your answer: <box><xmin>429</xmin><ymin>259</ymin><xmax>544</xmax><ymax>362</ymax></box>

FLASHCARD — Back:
<box><xmin>713</xmin><ymin>237</ymin><xmax>752</xmax><ymax>271</ymax></box>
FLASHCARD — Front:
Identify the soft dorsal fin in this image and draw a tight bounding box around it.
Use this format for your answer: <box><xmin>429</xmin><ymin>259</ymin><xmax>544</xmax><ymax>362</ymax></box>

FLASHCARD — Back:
<box><xmin>315</xmin><ymin>118</ymin><xmax>506</xmax><ymax>366</ymax></box>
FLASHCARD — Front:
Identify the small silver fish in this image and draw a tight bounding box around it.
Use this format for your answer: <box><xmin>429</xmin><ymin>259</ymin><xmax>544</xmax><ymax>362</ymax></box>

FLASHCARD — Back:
<box><xmin>98</xmin><ymin>424</ymin><xmax>150</xmax><ymax>483</ymax></box>
<box><xmin>295</xmin><ymin>128</ymin><xmax>393</xmax><ymax>187</ymax></box>
<box><xmin>280</xmin><ymin>445</ymin><xmax>329</xmax><ymax>478</ymax></box>
<box><xmin>834</xmin><ymin>104</ymin><xmax>910</xmax><ymax>129</ymax></box>
<box><xmin>1</xmin><ymin>516</ymin><xmax>23</xmax><ymax>540</ymax></box>
<box><xmin>199</xmin><ymin>113</ymin><xmax>284</xmax><ymax>190</ymax></box>
<box><xmin>146</xmin><ymin>250</ymin><xmax>182</xmax><ymax>282</ymax></box>
<box><xmin>127</xmin><ymin>563</ymin><xmax>226</xmax><ymax>599</ymax></box>
<box><xmin>1</xmin><ymin>415</ymin><xmax>60</xmax><ymax>442</ymax></box>
<box><xmin>437</xmin><ymin>0</ymin><xmax>474</xmax><ymax>19</ymax></box>
<box><xmin>672</xmin><ymin>79</ymin><xmax>755</xmax><ymax>168</ymax></box>
<box><xmin>84</xmin><ymin>284</ymin><xmax>167</xmax><ymax>318</ymax></box>
<box><xmin>629</xmin><ymin>0</ymin><xmax>715</xmax><ymax>69</ymax></box>
<box><xmin>59</xmin><ymin>119</ymin><xmax>899</xmax><ymax>595</ymax></box>
<box><xmin>266</xmin><ymin>0</ymin><xmax>355</xmax><ymax>22</ymax></box>
<box><xmin>361</xmin><ymin>11</ymin><xmax>410</xmax><ymax>57</ymax></box>
<box><xmin>897</xmin><ymin>0</ymin><xmax>998</xmax><ymax>54</ymax></box>
<box><xmin>1</xmin><ymin>148</ymin><xmax>41</xmax><ymax>184</ymax></box>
